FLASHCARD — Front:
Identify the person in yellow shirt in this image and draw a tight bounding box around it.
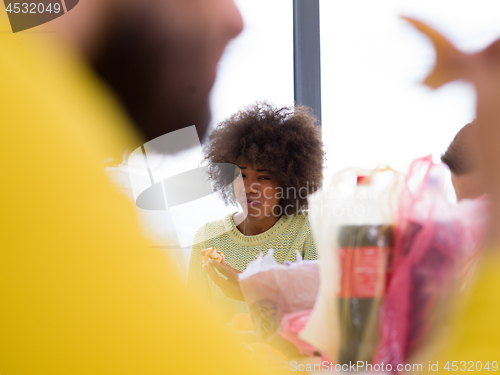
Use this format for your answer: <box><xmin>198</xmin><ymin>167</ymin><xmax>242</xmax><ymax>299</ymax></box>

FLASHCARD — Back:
<box><xmin>404</xmin><ymin>17</ymin><xmax>500</xmax><ymax>370</ymax></box>
<box><xmin>0</xmin><ymin>1</ymin><xmax>277</xmax><ymax>374</ymax></box>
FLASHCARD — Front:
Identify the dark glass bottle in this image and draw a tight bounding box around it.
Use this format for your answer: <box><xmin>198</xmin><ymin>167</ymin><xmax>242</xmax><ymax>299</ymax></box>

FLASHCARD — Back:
<box><xmin>337</xmin><ymin>224</ymin><xmax>394</xmax><ymax>365</ymax></box>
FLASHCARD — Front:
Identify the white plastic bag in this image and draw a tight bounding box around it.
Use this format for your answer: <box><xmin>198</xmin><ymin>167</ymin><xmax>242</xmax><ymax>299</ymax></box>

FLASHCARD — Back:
<box><xmin>300</xmin><ymin>166</ymin><xmax>402</xmax><ymax>363</ymax></box>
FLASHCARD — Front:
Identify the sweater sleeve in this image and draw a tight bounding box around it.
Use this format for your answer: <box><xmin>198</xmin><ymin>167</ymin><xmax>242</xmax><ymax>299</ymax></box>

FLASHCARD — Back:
<box><xmin>302</xmin><ymin>229</ymin><xmax>318</xmax><ymax>260</ymax></box>
<box><xmin>302</xmin><ymin>213</ymin><xmax>318</xmax><ymax>260</ymax></box>
<box><xmin>186</xmin><ymin>224</ymin><xmax>212</xmax><ymax>306</ymax></box>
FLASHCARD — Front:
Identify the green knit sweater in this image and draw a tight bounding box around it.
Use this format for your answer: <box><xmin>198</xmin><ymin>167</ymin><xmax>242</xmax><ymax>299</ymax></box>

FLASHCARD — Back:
<box><xmin>186</xmin><ymin>211</ymin><xmax>317</xmax><ymax>323</ymax></box>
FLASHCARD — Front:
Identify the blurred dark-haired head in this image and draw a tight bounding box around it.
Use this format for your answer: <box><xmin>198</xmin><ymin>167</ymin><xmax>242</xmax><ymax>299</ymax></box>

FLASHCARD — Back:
<box><xmin>89</xmin><ymin>0</ymin><xmax>243</xmax><ymax>145</ymax></box>
<box><xmin>441</xmin><ymin>121</ymin><xmax>479</xmax><ymax>176</ymax></box>
<box><xmin>442</xmin><ymin>121</ymin><xmax>484</xmax><ymax>201</ymax></box>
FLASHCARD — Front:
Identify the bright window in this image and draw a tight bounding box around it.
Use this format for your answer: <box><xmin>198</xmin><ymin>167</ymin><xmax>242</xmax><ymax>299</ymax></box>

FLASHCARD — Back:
<box><xmin>320</xmin><ymin>0</ymin><xmax>500</xmax><ymax>181</ymax></box>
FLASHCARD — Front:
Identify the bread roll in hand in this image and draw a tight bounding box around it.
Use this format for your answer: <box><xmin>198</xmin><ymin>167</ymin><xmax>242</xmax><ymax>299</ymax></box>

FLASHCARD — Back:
<box><xmin>201</xmin><ymin>247</ymin><xmax>224</xmax><ymax>268</ymax></box>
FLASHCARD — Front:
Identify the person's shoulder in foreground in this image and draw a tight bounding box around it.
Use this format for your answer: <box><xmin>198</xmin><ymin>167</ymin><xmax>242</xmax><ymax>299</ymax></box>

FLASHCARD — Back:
<box><xmin>433</xmin><ymin>248</ymin><xmax>500</xmax><ymax>362</ymax></box>
<box><xmin>0</xmin><ymin>12</ymin><xmax>269</xmax><ymax>375</ymax></box>
<box><xmin>404</xmin><ymin>17</ymin><xmax>500</xmax><ymax>369</ymax></box>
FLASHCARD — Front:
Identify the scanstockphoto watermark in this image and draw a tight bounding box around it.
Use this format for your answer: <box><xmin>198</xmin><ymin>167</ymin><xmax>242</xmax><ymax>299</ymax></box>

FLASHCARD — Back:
<box><xmin>289</xmin><ymin>361</ymin><xmax>424</xmax><ymax>372</ymax></box>
<box><xmin>245</xmin><ymin>200</ymin><xmax>368</xmax><ymax>219</ymax></box>
<box><xmin>3</xmin><ymin>0</ymin><xmax>80</xmax><ymax>33</ymax></box>
<box><xmin>240</xmin><ymin>181</ymin><xmax>380</xmax><ymax>202</ymax></box>
<box><xmin>241</xmin><ymin>182</ymin><xmax>318</xmax><ymax>201</ymax></box>
<box><xmin>241</xmin><ymin>181</ymin><xmax>380</xmax><ymax>219</ymax></box>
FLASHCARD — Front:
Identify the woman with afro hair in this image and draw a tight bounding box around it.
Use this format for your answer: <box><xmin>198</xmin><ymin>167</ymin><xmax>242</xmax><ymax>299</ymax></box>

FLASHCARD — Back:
<box><xmin>187</xmin><ymin>101</ymin><xmax>325</xmax><ymax>322</ymax></box>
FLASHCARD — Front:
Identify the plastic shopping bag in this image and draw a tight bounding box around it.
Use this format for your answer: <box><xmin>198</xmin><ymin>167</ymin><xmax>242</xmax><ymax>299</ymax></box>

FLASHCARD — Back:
<box><xmin>375</xmin><ymin>156</ymin><xmax>487</xmax><ymax>370</ymax></box>
<box><xmin>301</xmin><ymin>166</ymin><xmax>402</xmax><ymax>363</ymax></box>
<box><xmin>278</xmin><ymin>310</ymin><xmax>319</xmax><ymax>357</ymax></box>
<box><xmin>239</xmin><ymin>250</ymin><xmax>320</xmax><ymax>356</ymax></box>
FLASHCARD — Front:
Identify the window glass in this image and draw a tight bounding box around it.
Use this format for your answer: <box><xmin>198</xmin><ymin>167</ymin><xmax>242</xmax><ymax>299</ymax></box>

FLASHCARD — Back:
<box><xmin>320</xmin><ymin>0</ymin><xmax>500</xmax><ymax>181</ymax></box>
<box><xmin>210</xmin><ymin>0</ymin><xmax>294</xmax><ymax>128</ymax></box>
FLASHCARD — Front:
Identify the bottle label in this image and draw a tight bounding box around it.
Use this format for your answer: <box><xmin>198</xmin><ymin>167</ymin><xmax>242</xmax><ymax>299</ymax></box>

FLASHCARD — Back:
<box><xmin>338</xmin><ymin>246</ymin><xmax>388</xmax><ymax>298</ymax></box>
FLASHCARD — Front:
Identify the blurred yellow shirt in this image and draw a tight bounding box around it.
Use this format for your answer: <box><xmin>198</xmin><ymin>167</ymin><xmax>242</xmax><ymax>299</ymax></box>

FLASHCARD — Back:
<box><xmin>432</xmin><ymin>250</ymin><xmax>500</xmax><ymax>371</ymax></box>
<box><xmin>0</xmin><ymin>14</ymin><xmax>269</xmax><ymax>375</ymax></box>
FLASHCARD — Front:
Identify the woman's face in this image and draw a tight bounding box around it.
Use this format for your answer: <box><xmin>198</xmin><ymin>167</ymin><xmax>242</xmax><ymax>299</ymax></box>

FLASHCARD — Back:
<box><xmin>233</xmin><ymin>164</ymin><xmax>281</xmax><ymax>221</ymax></box>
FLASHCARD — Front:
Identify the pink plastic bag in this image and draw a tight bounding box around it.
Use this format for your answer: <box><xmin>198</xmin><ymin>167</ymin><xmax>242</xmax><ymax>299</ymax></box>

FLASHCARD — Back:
<box><xmin>375</xmin><ymin>156</ymin><xmax>487</xmax><ymax>369</ymax></box>
<box><xmin>278</xmin><ymin>310</ymin><xmax>319</xmax><ymax>357</ymax></box>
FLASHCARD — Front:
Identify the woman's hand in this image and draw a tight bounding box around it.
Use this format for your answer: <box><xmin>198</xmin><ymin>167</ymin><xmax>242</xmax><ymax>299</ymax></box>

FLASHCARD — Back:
<box><xmin>204</xmin><ymin>258</ymin><xmax>244</xmax><ymax>301</ymax></box>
